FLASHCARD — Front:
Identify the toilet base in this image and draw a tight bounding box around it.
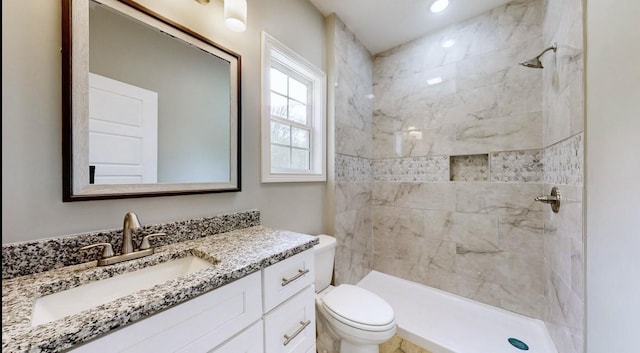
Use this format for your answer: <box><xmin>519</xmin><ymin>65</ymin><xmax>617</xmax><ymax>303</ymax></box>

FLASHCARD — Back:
<box><xmin>340</xmin><ymin>340</ymin><xmax>380</xmax><ymax>353</ymax></box>
<box><xmin>316</xmin><ymin>308</ymin><xmax>341</xmax><ymax>353</ymax></box>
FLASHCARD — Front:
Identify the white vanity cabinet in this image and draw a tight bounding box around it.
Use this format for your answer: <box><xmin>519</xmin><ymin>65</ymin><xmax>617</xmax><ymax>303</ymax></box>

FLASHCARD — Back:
<box><xmin>67</xmin><ymin>249</ymin><xmax>315</xmax><ymax>353</ymax></box>
<box><xmin>262</xmin><ymin>250</ymin><xmax>316</xmax><ymax>353</ymax></box>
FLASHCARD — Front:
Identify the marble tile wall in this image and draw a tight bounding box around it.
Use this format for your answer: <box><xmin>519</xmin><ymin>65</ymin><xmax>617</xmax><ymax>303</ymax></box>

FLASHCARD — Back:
<box><xmin>372</xmin><ymin>182</ymin><xmax>546</xmax><ymax>318</ymax></box>
<box><xmin>542</xmin><ymin>0</ymin><xmax>584</xmax><ymax>148</ymax></box>
<box><xmin>331</xmin><ymin>16</ymin><xmax>375</xmax><ymax>285</ymax></box>
<box><xmin>541</xmin><ymin>0</ymin><xmax>585</xmax><ymax>351</ymax></box>
<box><xmin>543</xmin><ymin>184</ymin><xmax>583</xmax><ymax>353</ymax></box>
<box><xmin>370</xmin><ymin>0</ymin><xmax>548</xmax><ymax>319</ymax></box>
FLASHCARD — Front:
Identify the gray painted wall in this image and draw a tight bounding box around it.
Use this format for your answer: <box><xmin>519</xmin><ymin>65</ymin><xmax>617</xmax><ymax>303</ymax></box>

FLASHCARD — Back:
<box><xmin>586</xmin><ymin>0</ymin><xmax>640</xmax><ymax>352</ymax></box>
<box><xmin>2</xmin><ymin>0</ymin><xmax>327</xmax><ymax>243</ymax></box>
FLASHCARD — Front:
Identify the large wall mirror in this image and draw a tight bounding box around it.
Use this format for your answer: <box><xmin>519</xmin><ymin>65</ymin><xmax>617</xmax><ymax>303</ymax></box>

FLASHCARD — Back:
<box><xmin>62</xmin><ymin>0</ymin><xmax>241</xmax><ymax>201</ymax></box>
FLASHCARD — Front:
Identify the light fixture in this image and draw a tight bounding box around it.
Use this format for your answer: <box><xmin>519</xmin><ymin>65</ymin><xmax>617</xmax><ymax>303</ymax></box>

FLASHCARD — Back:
<box><xmin>430</xmin><ymin>0</ymin><xmax>450</xmax><ymax>13</ymax></box>
<box><xmin>441</xmin><ymin>39</ymin><xmax>456</xmax><ymax>48</ymax></box>
<box><xmin>365</xmin><ymin>93</ymin><xmax>375</xmax><ymax>100</ymax></box>
<box><xmin>224</xmin><ymin>0</ymin><xmax>247</xmax><ymax>32</ymax></box>
<box><xmin>427</xmin><ymin>77</ymin><xmax>443</xmax><ymax>85</ymax></box>
<box><xmin>195</xmin><ymin>0</ymin><xmax>247</xmax><ymax>32</ymax></box>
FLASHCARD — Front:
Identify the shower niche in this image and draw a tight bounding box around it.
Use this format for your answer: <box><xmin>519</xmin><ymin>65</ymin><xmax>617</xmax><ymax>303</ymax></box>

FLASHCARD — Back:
<box><xmin>449</xmin><ymin>154</ymin><xmax>489</xmax><ymax>181</ymax></box>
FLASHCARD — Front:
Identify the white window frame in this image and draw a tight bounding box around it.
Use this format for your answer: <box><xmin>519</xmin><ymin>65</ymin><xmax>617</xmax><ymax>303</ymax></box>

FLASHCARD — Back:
<box><xmin>261</xmin><ymin>32</ymin><xmax>326</xmax><ymax>183</ymax></box>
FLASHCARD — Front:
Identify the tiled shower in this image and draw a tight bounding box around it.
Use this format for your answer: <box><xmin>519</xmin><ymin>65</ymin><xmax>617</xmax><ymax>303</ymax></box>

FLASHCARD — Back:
<box><xmin>329</xmin><ymin>0</ymin><xmax>584</xmax><ymax>352</ymax></box>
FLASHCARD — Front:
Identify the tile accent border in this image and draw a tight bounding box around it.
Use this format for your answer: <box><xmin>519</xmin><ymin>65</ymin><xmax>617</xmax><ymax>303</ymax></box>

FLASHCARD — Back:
<box><xmin>336</xmin><ymin>154</ymin><xmax>373</xmax><ymax>182</ymax></box>
<box><xmin>372</xmin><ymin>149</ymin><xmax>546</xmax><ymax>184</ymax></box>
<box><xmin>543</xmin><ymin>133</ymin><xmax>584</xmax><ymax>186</ymax></box>
<box><xmin>491</xmin><ymin>150</ymin><xmax>544</xmax><ymax>182</ymax></box>
<box><xmin>373</xmin><ymin>156</ymin><xmax>450</xmax><ymax>182</ymax></box>
<box><xmin>1</xmin><ymin>209</ymin><xmax>261</xmax><ymax>279</ymax></box>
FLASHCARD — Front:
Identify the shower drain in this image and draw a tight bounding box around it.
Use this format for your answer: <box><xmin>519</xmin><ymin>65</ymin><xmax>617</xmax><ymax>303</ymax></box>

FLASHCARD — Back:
<box><xmin>508</xmin><ymin>337</ymin><xmax>530</xmax><ymax>350</ymax></box>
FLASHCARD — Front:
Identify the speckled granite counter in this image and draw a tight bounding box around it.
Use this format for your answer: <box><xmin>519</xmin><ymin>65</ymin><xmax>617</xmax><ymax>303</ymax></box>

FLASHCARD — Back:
<box><xmin>2</xmin><ymin>226</ymin><xmax>318</xmax><ymax>353</ymax></box>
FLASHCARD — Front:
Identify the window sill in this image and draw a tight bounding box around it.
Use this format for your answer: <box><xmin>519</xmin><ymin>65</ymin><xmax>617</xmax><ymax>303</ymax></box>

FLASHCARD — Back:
<box><xmin>261</xmin><ymin>173</ymin><xmax>326</xmax><ymax>183</ymax></box>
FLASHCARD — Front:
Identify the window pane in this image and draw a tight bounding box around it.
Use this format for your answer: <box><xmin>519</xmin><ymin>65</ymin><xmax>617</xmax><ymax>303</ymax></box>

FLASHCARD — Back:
<box><xmin>270</xmin><ymin>68</ymin><xmax>288</xmax><ymax>96</ymax></box>
<box><xmin>271</xmin><ymin>144</ymin><xmax>290</xmax><ymax>170</ymax></box>
<box><xmin>271</xmin><ymin>121</ymin><xmax>290</xmax><ymax>146</ymax></box>
<box><xmin>289</xmin><ymin>77</ymin><xmax>308</xmax><ymax>104</ymax></box>
<box><xmin>291</xmin><ymin>148</ymin><xmax>310</xmax><ymax>170</ymax></box>
<box><xmin>291</xmin><ymin>127</ymin><xmax>309</xmax><ymax>148</ymax></box>
<box><xmin>271</xmin><ymin>92</ymin><xmax>288</xmax><ymax>118</ymax></box>
<box><xmin>288</xmin><ymin>100</ymin><xmax>307</xmax><ymax>124</ymax></box>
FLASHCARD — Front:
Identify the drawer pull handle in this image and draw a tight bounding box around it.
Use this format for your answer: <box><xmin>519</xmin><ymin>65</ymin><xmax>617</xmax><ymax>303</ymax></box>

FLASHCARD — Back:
<box><xmin>283</xmin><ymin>320</ymin><xmax>311</xmax><ymax>346</ymax></box>
<box><xmin>281</xmin><ymin>269</ymin><xmax>309</xmax><ymax>287</ymax></box>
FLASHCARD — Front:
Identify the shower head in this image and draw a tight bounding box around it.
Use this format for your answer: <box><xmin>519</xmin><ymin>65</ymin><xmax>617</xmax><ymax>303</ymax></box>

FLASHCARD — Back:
<box><xmin>519</xmin><ymin>42</ymin><xmax>557</xmax><ymax>69</ymax></box>
<box><xmin>520</xmin><ymin>57</ymin><xmax>544</xmax><ymax>69</ymax></box>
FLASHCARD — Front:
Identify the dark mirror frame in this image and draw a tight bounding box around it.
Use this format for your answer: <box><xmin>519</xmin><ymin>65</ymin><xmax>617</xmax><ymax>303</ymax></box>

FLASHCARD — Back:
<box><xmin>62</xmin><ymin>0</ymin><xmax>241</xmax><ymax>201</ymax></box>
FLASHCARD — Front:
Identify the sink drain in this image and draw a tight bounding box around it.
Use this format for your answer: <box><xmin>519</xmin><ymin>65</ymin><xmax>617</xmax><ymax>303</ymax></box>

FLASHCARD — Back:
<box><xmin>508</xmin><ymin>338</ymin><xmax>529</xmax><ymax>351</ymax></box>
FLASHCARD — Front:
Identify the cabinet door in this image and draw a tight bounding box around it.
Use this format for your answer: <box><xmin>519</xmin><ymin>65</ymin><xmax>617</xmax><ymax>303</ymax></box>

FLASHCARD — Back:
<box><xmin>263</xmin><ymin>250</ymin><xmax>314</xmax><ymax>312</ymax></box>
<box><xmin>264</xmin><ymin>285</ymin><xmax>316</xmax><ymax>353</ymax></box>
<box><xmin>68</xmin><ymin>271</ymin><xmax>262</xmax><ymax>353</ymax></box>
<box><xmin>205</xmin><ymin>320</ymin><xmax>263</xmax><ymax>353</ymax></box>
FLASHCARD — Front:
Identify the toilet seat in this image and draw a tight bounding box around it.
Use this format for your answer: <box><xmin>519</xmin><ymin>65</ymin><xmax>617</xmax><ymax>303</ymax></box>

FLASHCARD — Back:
<box><xmin>321</xmin><ymin>284</ymin><xmax>395</xmax><ymax>332</ymax></box>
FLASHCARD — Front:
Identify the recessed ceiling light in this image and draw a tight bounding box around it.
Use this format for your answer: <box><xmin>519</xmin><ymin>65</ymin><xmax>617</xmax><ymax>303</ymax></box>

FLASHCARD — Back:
<box><xmin>365</xmin><ymin>94</ymin><xmax>375</xmax><ymax>100</ymax></box>
<box><xmin>427</xmin><ymin>77</ymin><xmax>443</xmax><ymax>85</ymax></box>
<box><xmin>442</xmin><ymin>39</ymin><xmax>456</xmax><ymax>48</ymax></box>
<box><xmin>430</xmin><ymin>0</ymin><xmax>450</xmax><ymax>13</ymax></box>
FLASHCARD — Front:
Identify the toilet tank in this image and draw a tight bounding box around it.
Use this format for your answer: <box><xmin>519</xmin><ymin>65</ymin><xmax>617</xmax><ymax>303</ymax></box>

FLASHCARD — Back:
<box><xmin>314</xmin><ymin>234</ymin><xmax>337</xmax><ymax>292</ymax></box>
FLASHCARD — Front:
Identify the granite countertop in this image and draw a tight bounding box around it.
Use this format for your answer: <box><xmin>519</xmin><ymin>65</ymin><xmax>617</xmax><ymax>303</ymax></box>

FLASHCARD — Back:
<box><xmin>2</xmin><ymin>226</ymin><xmax>318</xmax><ymax>353</ymax></box>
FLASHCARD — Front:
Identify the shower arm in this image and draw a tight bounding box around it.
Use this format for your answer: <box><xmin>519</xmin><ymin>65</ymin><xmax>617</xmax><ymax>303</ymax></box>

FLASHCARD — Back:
<box><xmin>535</xmin><ymin>42</ymin><xmax>558</xmax><ymax>60</ymax></box>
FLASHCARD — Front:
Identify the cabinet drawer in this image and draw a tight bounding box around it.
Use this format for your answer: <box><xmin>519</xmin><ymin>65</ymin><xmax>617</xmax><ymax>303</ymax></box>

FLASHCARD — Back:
<box><xmin>264</xmin><ymin>285</ymin><xmax>316</xmax><ymax>353</ymax></box>
<box><xmin>69</xmin><ymin>271</ymin><xmax>262</xmax><ymax>353</ymax></box>
<box><xmin>262</xmin><ymin>250</ymin><xmax>314</xmax><ymax>313</ymax></box>
<box><xmin>207</xmin><ymin>319</ymin><xmax>263</xmax><ymax>353</ymax></box>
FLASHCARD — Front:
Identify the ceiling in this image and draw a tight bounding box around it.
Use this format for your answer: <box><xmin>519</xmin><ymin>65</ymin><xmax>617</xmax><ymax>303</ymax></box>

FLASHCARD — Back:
<box><xmin>309</xmin><ymin>0</ymin><xmax>513</xmax><ymax>54</ymax></box>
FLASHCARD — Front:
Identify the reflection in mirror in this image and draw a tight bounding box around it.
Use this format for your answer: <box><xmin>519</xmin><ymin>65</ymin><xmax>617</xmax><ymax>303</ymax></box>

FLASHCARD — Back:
<box><xmin>89</xmin><ymin>2</ymin><xmax>231</xmax><ymax>184</ymax></box>
<box><xmin>62</xmin><ymin>0</ymin><xmax>241</xmax><ymax>201</ymax></box>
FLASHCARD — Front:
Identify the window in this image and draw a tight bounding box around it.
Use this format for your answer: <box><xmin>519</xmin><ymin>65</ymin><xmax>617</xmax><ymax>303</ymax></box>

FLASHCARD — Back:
<box><xmin>261</xmin><ymin>32</ymin><xmax>326</xmax><ymax>182</ymax></box>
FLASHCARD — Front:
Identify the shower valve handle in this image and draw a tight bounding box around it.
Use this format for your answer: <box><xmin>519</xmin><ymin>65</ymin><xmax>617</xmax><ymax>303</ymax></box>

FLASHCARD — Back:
<box><xmin>535</xmin><ymin>187</ymin><xmax>561</xmax><ymax>213</ymax></box>
<box><xmin>534</xmin><ymin>195</ymin><xmax>559</xmax><ymax>203</ymax></box>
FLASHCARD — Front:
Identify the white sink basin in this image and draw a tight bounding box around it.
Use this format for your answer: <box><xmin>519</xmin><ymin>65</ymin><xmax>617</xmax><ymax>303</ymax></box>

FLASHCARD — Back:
<box><xmin>31</xmin><ymin>255</ymin><xmax>214</xmax><ymax>326</ymax></box>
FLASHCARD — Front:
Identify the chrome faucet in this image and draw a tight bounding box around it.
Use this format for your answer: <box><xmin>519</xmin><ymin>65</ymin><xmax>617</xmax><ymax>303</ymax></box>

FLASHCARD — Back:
<box><xmin>122</xmin><ymin>211</ymin><xmax>141</xmax><ymax>254</ymax></box>
<box><xmin>80</xmin><ymin>211</ymin><xmax>165</xmax><ymax>266</ymax></box>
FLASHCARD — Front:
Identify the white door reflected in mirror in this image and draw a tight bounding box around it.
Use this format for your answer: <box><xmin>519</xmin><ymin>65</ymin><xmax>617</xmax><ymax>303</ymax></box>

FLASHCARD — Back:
<box><xmin>89</xmin><ymin>73</ymin><xmax>158</xmax><ymax>185</ymax></box>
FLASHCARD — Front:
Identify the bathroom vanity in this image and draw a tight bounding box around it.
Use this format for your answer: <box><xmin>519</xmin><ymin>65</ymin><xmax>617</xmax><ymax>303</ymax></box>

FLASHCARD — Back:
<box><xmin>1</xmin><ymin>223</ymin><xmax>318</xmax><ymax>353</ymax></box>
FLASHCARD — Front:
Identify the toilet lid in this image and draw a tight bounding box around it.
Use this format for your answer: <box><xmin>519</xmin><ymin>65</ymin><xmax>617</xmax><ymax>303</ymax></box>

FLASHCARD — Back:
<box><xmin>322</xmin><ymin>284</ymin><xmax>395</xmax><ymax>329</ymax></box>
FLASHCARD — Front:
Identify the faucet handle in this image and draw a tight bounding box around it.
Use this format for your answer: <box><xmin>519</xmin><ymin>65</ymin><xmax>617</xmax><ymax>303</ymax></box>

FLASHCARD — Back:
<box><xmin>80</xmin><ymin>243</ymin><xmax>115</xmax><ymax>259</ymax></box>
<box><xmin>139</xmin><ymin>232</ymin><xmax>166</xmax><ymax>250</ymax></box>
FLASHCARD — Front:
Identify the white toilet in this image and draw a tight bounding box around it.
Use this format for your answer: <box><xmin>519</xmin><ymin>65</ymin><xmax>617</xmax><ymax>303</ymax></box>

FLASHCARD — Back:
<box><xmin>314</xmin><ymin>234</ymin><xmax>396</xmax><ymax>353</ymax></box>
